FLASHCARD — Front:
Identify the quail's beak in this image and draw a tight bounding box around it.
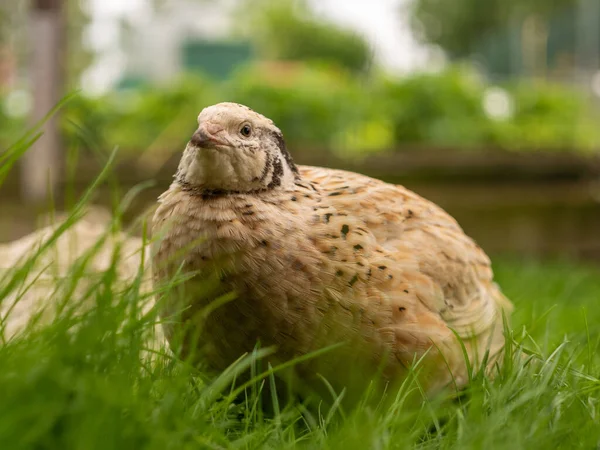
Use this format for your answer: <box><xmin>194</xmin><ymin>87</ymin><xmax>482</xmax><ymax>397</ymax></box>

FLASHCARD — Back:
<box><xmin>190</xmin><ymin>122</ymin><xmax>226</xmax><ymax>148</ymax></box>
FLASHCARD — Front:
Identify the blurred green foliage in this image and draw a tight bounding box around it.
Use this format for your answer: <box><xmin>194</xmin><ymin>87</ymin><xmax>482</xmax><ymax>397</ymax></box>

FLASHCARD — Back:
<box><xmin>2</xmin><ymin>64</ymin><xmax>600</xmax><ymax>156</ymax></box>
<box><xmin>234</xmin><ymin>0</ymin><xmax>372</xmax><ymax>74</ymax></box>
<box><xmin>0</xmin><ymin>104</ymin><xmax>21</xmax><ymax>148</ymax></box>
<box><xmin>380</xmin><ymin>69</ymin><xmax>491</xmax><ymax>147</ymax></box>
<box><xmin>410</xmin><ymin>0</ymin><xmax>576</xmax><ymax>58</ymax></box>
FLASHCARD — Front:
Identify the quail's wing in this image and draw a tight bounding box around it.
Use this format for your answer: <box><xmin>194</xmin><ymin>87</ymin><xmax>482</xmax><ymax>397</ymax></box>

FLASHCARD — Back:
<box><xmin>299</xmin><ymin>165</ymin><xmax>512</xmax><ymax>346</ymax></box>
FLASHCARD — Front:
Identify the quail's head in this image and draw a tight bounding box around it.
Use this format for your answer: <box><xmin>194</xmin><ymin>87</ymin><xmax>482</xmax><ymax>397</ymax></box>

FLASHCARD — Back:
<box><xmin>175</xmin><ymin>102</ymin><xmax>299</xmax><ymax>194</ymax></box>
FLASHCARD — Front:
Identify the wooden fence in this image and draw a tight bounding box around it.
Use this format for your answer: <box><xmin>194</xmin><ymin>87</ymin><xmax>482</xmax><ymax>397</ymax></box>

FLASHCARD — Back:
<box><xmin>1</xmin><ymin>148</ymin><xmax>599</xmax><ymax>260</ymax></box>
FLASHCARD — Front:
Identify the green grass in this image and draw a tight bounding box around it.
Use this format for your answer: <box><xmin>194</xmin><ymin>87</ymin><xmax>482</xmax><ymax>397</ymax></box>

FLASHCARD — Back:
<box><xmin>1</xmin><ymin>219</ymin><xmax>599</xmax><ymax>450</ymax></box>
<box><xmin>1</xmin><ymin>135</ymin><xmax>599</xmax><ymax>449</ymax></box>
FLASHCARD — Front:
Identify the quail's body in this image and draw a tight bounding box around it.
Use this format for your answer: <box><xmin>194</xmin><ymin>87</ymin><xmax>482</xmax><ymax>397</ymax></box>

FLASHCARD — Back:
<box><xmin>152</xmin><ymin>103</ymin><xmax>512</xmax><ymax>400</ymax></box>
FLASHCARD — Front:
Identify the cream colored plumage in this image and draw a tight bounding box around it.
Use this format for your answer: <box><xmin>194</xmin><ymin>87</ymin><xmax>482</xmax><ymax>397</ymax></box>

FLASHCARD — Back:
<box><xmin>0</xmin><ymin>208</ymin><xmax>163</xmax><ymax>348</ymax></box>
<box><xmin>152</xmin><ymin>102</ymin><xmax>513</xmax><ymax>402</ymax></box>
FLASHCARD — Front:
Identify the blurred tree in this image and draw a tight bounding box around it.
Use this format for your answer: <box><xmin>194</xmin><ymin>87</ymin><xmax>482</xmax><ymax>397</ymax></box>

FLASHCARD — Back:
<box><xmin>410</xmin><ymin>0</ymin><xmax>577</xmax><ymax>58</ymax></box>
<box><xmin>234</xmin><ymin>0</ymin><xmax>372</xmax><ymax>73</ymax></box>
<box><xmin>0</xmin><ymin>0</ymin><xmax>92</xmax><ymax>85</ymax></box>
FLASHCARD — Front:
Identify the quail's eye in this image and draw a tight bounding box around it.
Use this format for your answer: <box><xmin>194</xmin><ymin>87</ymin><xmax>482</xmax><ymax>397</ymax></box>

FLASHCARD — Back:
<box><xmin>240</xmin><ymin>124</ymin><xmax>252</xmax><ymax>137</ymax></box>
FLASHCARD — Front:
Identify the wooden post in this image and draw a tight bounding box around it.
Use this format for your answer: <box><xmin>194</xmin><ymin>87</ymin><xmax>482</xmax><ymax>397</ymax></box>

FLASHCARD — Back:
<box><xmin>21</xmin><ymin>0</ymin><xmax>64</xmax><ymax>203</ymax></box>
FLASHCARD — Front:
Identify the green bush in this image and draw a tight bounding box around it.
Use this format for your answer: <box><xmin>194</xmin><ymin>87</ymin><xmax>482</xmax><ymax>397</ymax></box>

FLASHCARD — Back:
<box><xmin>62</xmin><ymin>74</ymin><xmax>219</xmax><ymax>154</ymax></box>
<box><xmin>378</xmin><ymin>66</ymin><xmax>600</xmax><ymax>151</ymax></box>
<box><xmin>380</xmin><ymin>67</ymin><xmax>493</xmax><ymax>148</ymax></box>
<box><xmin>494</xmin><ymin>81</ymin><xmax>600</xmax><ymax>150</ymax></box>
<box><xmin>3</xmin><ymin>64</ymin><xmax>600</xmax><ymax>156</ymax></box>
<box><xmin>225</xmin><ymin>64</ymin><xmax>389</xmax><ymax>154</ymax></box>
<box><xmin>235</xmin><ymin>0</ymin><xmax>372</xmax><ymax>74</ymax></box>
<box><xmin>0</xmin><ymin>96</ymin><xmax>25</xmax><ymax>148</ymax></box>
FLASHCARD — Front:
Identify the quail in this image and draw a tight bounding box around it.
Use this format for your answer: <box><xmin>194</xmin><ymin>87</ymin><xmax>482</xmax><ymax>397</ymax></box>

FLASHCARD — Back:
<box><xmin>152</xmin><ymin>102</ymin><xmax>513</xmax><ymax>403</ymax></box>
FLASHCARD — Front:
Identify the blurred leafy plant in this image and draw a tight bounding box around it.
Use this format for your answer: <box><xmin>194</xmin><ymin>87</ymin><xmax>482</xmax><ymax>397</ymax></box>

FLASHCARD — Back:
<box><xmin>490</xmin><ymin>80</ymin><xmax>600</xmax><ymax>150</ymax></box>
<box><xmin>234</xmin><ymin>0</ymin><xmax>372</xmax><ymax>74</ymax></box>
<box><xmin>410</xmin><ymin>0</ymin><xmax>577</xmax><ymax>58</ymax></box>
<box><xmin>379</xmin><ymin>67</ymin><xmax>493</xmax><ymax>147</ymax></box>
<box><xmin>3</xmin><ymin>63</ymin><xmax>600</xmax><ymax>156</ymax></box>
<box><xmin>226</xmin><ymin>64</ymin><xmax>379</xmax><ymax>151</ymax></box>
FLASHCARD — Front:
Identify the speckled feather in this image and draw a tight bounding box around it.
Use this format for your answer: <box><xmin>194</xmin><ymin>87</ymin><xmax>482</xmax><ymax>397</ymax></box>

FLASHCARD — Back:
<box><xmin>152</xmin><ymin>103</ymin><xmax>513</xmax><ymax>400</ymax></box>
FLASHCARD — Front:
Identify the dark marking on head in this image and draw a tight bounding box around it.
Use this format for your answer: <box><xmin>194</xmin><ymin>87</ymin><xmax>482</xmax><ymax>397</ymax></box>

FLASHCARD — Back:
<box><xmin>267</xmin><ymin>157</ymin><xmax>284</xmax><ymax>189</ymax></box>
<box><xmin>398</xmin><ymin>306</ymin><xmax>406</xmax><ymax>312</ymax></box>
<box><xmin>336</xmin><ymin>270</ymin><xmax>344</xmax><ymax>277</ymax></box>
<box><xmin>234</xmin><ymin>103</ymin><xmax>255</xmax><ymax>113</ymax></box>
<box><xmin>271</xmin><ymin>130</ymin><xmax>299</xmax><ymax>175</ymax></box>
<box><xmin>259</xmin><ymin>152</ymin><xmax>273</xmax><ymax>183</ymax></box>
<box><xmin>353</xmin><ymin>244</ymin><xmax>363</xmax><ymax>251</ymax></box>
<box><xmin>328</xmin><ymin>191</ymin><xmax>343</xmax><ymax>197</ymax></box>
<box><xmin>378</xmin><ymin>265</ymin><xmax>387</xmax><ymax>270</ymax></box>
<box><xmin>348</xmin><ymin>274</ymin><xmax>359</xmax><ymax>287</ymax></box>
<box><xmin>291</xmin><ymin>196</ymin><xmax>297</xmax><ymax>201</ymax></box>
<box><xmin>403</xmin><ymin>289</ymin><xmax>409</xmax><ymax>294</ymax></box>
<box><xmin>324</xmin><ymin>213</ymin><xmax>333</xmax><ymax>223</ymax></box>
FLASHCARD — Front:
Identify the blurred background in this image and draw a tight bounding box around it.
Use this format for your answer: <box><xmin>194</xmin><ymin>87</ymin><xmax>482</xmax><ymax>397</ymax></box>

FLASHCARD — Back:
<box><xmin>1</xmin><ymin>0</ymin><xmax>600</xmax><ymax>260</ymax></box>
